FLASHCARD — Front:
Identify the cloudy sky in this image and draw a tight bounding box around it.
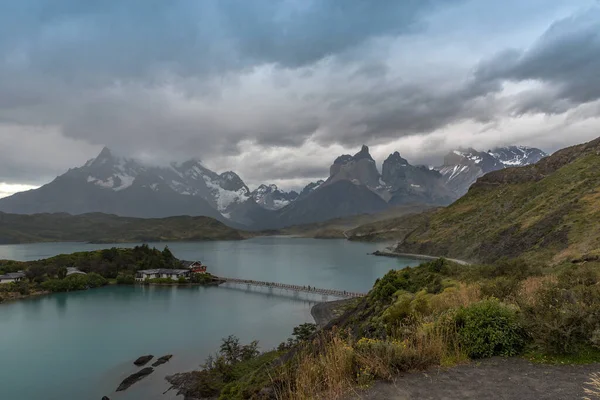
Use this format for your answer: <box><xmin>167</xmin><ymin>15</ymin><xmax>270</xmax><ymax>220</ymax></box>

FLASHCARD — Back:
<box><xmin>1</xmin><ymin>0</ymin><xmax>599</xmax><ymax>196</ymax></box>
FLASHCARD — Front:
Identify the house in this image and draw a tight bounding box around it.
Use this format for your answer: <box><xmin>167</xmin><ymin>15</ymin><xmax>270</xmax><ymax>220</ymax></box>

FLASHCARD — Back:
<box><xmin>0</xmin><ymin>272</ymin><xmax>25</xmax><ymax>284</ymax></box>
<box><xmin>181</xmin><ymin>260</ymin><xmax>207</xmax><ymax>274</ymax></box>
<box><xmin>66</xmin><ymin>267</ymin><xmax>86</xmax><ymax>276</ymax></box>
<box><xmin>135</xmin><ymin>269</ymin><xmax>190</xmax><ymax>281</ymax></box>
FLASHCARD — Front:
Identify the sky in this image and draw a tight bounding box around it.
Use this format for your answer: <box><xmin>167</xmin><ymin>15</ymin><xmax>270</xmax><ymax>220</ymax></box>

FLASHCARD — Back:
<box><xmin>1</xmin><ymin>0</ymin><xmax>600</xmax><ymax>196</ymax></box>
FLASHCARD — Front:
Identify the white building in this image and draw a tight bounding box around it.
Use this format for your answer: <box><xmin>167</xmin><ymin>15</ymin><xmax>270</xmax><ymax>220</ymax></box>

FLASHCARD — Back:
<box><xmin>135</xmin><ymin>269</ymin><xmax>190</xmax><ymax>281</ymax></box>
<box><xmin>0</xmin><ymin>272</ymin><xmax>25</xmax><ymax>284</ymax></box>
<box><xmin>66</xmin><ymin>267</ymin><xmax>86</xmax><ymax>276</ymax></box>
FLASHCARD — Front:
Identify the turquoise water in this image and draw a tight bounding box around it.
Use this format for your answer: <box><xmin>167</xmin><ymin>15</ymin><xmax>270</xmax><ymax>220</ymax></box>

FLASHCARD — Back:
<box><xmin>0</xmin><ymin>238</ymin><xmax>421</xmax><ymax>399</ymax></box>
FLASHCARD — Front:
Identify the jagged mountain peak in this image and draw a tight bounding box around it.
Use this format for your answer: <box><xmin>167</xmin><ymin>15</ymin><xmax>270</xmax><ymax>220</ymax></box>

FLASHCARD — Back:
<box><xmin>353</xmin><ymin>144</ymin><xmax>374</xmax><ymax>162</ymax></box>
<box><xmin>384</xmin><ymin>151</ymin><xmax>409</xmax><ymax>166</ymax></box>
<box><xmin>250</xmin><ymin>183</ymin><xmax>298</xmax><ymax>210</ymax></box>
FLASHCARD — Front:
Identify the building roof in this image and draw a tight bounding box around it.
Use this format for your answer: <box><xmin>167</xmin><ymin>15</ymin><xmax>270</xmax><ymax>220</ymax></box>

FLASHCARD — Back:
<box><xmin>66</xmin><ymin>267</ymin><xmax>86</xmax><ymax>276</ymax></box>
<box><xmin>137</xmin><ymin>269</ymin><xmax>189</xmax><ymax>275</ymax></box>
<box><xmin>0</xmin><ymin>272</ymin><xmax>25</xmax><ymax>280</ymax></box>
<box><xmin>180</xmin><ymin>260</ymin><xmax>202</xmax><ymax>268</ymax></box>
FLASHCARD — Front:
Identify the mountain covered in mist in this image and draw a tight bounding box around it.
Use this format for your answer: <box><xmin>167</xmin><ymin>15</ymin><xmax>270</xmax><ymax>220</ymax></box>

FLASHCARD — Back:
<box><xmin>0</xmin><ymin>144</ymin><xmax>547</xmax><ymax>229</ymax></box>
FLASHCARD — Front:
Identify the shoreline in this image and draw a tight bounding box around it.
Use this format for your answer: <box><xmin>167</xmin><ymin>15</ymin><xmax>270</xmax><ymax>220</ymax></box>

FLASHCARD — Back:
<box><xmin>371</xmin><ymin>250</ymin><xmax>472</xmax><ymax>265</ymax></box>
<box><xmin>311</xmin><ymin>298</ymin><xmax>357</xmax><ymax>328</ymax></box>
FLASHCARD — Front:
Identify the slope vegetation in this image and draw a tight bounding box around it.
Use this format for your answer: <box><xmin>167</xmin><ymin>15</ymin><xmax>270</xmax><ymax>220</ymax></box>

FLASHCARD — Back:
<box><xmin>390</xmin><ymin>137</ymin><xmax>600</xmax><ymax>264</ymax></box>
<box><xmin>0</xmin><ymin>212</ymin><xmax>247</xmax><ymax>244</ymax></box>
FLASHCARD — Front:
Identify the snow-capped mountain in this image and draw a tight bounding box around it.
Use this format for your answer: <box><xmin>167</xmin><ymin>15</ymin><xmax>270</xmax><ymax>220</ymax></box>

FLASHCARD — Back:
<box><xmin>250</xmin><ymin>184</ymin><xmax>299</xmax><ymax>210</ymax></box>
<box><xmin>82</xmin><ymin>147</ymin><xmax>251</xmax><ymax>214</ymax></box>
<box><xmin>0</xmin><ymin>147</ymin><xmax>252</xmax><ymax>223</ymax></box>
<box><xmin>437</xmin><ymin>146</ymin><xmax>547</xmax><ymax>196</ymax></box>
<box><xmin>0</xmin><ymin>144</ymin><xmax>548</xmax><ymax>230</ymax></box>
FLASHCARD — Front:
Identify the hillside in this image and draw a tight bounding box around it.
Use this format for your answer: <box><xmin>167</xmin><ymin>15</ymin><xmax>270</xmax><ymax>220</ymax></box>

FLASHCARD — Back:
<box><xmin>362</xmin><ymin>137</ymin><xmax>600</xmax><ymax>264</ymax></box>
<box><xmin>0</xmin><ymin>212</ymin><xmax>247</xmax><ymax>244</ymax></box>
<box><xmin>280</xmin><ymin>204</ymin><xmax>434</xmax><ymax>239</ymax></box>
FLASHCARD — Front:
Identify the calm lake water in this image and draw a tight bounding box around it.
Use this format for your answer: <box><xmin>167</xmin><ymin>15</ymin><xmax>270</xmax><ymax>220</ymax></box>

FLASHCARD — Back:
<box><xmin>0</xmin><ymin>238</ymin><xmax>421</xmax><ymax>400</ymax></box>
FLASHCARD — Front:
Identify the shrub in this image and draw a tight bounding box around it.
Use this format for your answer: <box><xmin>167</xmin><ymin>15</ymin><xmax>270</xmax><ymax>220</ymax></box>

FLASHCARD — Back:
<box><xmin>520</xmin><ymin>282</ymin><xmax>600</xmax><ymax>355</ymax></box>
<box><xmin>178</xmin><ymin>276</ymin><xmax>187</xmax><ymax>284</ymax></box>
<box><xmin>480</xmin><ymin>277</ymin><xmax>520</xmax><ymax>300</ymax></box>
<box><xmin>116</xmin><ymin>274</ymin><xmax>135</xmax><ymax>284</ymax></box>
<box><xmin>454</xmin><ymin>299</ymin><xmax>526</xmax><ymax>358</ymax></box>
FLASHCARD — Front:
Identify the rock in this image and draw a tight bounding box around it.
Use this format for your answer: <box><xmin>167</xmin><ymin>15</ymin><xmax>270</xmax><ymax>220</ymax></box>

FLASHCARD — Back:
<box><xmin>116</xmin><ymin>367</ymin><xmax>154</xmax><ymax>392</ymax></box>
<box><xmin>102</xmin><ymin>397</ymin><xmax>110</xmax><ymax>400</ymax></box>
<box><xmin>151</xmin><ymin>354</ymin><xmax>173</xmax><ymax>367</ymax></box>
<box><xmin>133</xmin><ymin>355</ymin><xmax>154</xmax><ymax>366</ymax></box>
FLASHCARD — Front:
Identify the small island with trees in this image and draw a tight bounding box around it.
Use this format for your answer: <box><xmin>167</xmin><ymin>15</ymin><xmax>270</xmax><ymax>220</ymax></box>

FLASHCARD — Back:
<box><xmin>0</xmin><ymin>244</ymin><xmax>221</xmax><ymax>303</ymax></box>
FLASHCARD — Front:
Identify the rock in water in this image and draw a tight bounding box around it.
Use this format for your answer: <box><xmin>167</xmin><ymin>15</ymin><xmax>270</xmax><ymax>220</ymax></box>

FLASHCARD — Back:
<box><xmin>152</xmin><ymin>354</ymin><xmax>173</xmax><ymax>367</ymax></box>
<box><xmin>102</xmin><ymin>397</ymin><xmax>110</xmax><ymax>400</ymax></box>
<box><xmin>117</xmin><ymin>367</ymin><xmax>154</xmax><ymax>392</ymax></box>
<box><xmin>133</xmin><ymin>355</ymin><xmax>154</xmax><ymax>366</ymax></box>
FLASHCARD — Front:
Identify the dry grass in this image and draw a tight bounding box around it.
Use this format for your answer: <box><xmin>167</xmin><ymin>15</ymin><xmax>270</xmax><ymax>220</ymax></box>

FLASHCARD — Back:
<box><xmin>277</xmin><ymin>333</ymin><xmax>355</xmax><ymax>400</ymax></box>
<box><xmin>516</xmin><ymin>275</ymin><xmax>558</xmax><ymax>306</ymax></box>
<box><xmin>584</xmin><ymin>372</ymin><xmax>600</xmax><ymax>400</ymax></box>
<box><xmin>429</xmin><ymin>283</ymin><xmax>481</xmax><ymax>313</ymax></box>
<box><xmin>276</xmin><ymin>323</ymin><xmax>465</xmax><ymax>400</ymax></box>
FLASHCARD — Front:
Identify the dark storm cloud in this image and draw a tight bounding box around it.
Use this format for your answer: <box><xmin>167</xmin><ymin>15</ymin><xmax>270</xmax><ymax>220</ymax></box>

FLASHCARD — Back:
<box><xmin>1</xmin><ymin>0</ymin><xmax>599</xmax><ymax>189</ymax></box>
<box><xmin>0</xmin><ymin>0</ymin><xmax>452</xmax><ymax>83</ymax></box>
<box><xmin>474</xmin><ymin>9</ymin><xmax>600</xmax><ymax>114</ymax></box>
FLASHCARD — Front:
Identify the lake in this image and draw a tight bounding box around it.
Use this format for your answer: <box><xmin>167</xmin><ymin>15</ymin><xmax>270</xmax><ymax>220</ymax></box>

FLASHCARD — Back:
<box><xmin>0</xmin><ymin>238</ymin><xmax>421</xmax><ymax>400</ymax></box>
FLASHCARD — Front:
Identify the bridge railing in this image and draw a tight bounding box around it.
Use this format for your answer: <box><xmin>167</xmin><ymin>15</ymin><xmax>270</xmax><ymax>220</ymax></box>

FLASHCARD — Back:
<box><xmin>218</xmin><ymin>277</ymin><xmax>366</xmax><ymax>298</ymax></box>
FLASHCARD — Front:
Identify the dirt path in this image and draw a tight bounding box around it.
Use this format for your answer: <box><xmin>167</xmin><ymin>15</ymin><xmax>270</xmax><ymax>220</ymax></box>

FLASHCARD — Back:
<box><xmin>348</xmin><ymin>357</ymin><xmax>598</xmax><ymax>400</ymax></box>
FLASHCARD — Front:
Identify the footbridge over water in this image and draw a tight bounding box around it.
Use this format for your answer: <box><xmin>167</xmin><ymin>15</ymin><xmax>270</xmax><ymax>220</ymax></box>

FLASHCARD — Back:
<box><xmin>218</xmin><ymin>277</ymin><xmax>367</xmax><ymax>299</ymax></box>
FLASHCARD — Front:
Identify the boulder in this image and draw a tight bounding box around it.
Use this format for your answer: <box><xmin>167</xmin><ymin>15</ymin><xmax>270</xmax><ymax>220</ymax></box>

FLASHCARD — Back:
<box><xmin>152</xmin><ymin>354</ymin><xmax>173</xmax><ymax>367</ymax></box>
<box><xmin>102</xmin><ymin>397</ymin><xmax>110</xmax><ymax>400</ymax></box>
<box><xmin>116</xmin><ymin>367</ymin><xmax>154</xmax><ymax>392</ymax></box>
<box><xmin>133</xmin><ymin>355</ymin><xmax>154</xmax><ymax>366</ymax></box>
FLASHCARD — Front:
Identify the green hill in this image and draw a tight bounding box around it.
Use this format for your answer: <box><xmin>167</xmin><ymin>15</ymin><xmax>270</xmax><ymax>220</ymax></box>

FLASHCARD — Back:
<box><xmin>0</xmin><ymin>212</ymin><xmax>247</xmax><ymax>244</ymax></box>
<box><xmin>354</xmin><ymin>136</ymin><xmax>600</xmax><ymax>264</ymax></box>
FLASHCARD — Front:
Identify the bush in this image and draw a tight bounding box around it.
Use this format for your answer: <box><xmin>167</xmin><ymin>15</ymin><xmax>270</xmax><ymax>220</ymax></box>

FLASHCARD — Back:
<box><xmin>454</xmin><ymin>299</ymin><xmax>526</xmax><ymax>358</ymax></box>
<box><xmin>116</xmin><ymin>274</ymin><xmax>135</xmax><ymax>284</ymax></box>
<box><xmin>520</xmin><ymin>282</ymin><xmax>600</xmax><ymax>355</ymax></box>
<box><xmin>178</xmin><ymin>276</ymin><xmax>188</xmax><ymax>284</ymax></box>
<box><xmin>190</xmin><ymin>273</ymin><xmax>213</xmax><ymax>284</ymax></box>
<box><xmin>480</xmin><ymin>277</ymin><xmax>520</xmax><ymax>300</ymax></box>
<box><xmin>41</xmin><ymin>273</ymin><xmax>107</xmax><ymax>292</ymax></box>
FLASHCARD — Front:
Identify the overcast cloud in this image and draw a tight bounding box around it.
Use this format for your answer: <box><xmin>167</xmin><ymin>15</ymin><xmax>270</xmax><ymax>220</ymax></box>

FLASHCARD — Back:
<box><xmin>1</xmin><ymin>0</ymin><xmax>599</xmax><ymax>194</ymax></box>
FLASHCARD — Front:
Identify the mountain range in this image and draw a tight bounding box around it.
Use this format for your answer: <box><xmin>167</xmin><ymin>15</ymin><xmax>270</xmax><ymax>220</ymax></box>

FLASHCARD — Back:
<box><xmin>350</xmin><ymin>137</ymin><xmax>600</xmax><ymax>264</ymax></box>
<box><xmin>0</xmin><ymin>144</ymin><xmax>547</xmax><ymax>229</ymax></box>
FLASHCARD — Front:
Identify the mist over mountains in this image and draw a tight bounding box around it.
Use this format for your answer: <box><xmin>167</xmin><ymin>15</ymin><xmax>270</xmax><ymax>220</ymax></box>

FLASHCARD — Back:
<box><xmin>0</xmin><ymin>144</ymin><xmax>547</xmax><ymax>229</ymax></box>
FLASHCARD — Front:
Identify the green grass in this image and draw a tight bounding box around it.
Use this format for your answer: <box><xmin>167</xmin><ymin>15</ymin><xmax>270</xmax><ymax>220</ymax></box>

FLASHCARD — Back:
<box><xmin>525</xmin><ymin>347</ymin><xmax>600</xmax><ymax>365</ymax></box>
<box><xmin>0</xmin><ymin>212</ymin><xmax>247</xmax><ymax>244</ymax></box>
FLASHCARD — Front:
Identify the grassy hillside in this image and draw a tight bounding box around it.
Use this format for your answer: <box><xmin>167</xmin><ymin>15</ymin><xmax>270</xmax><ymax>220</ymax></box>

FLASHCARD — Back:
<box><xmin>0</xmin><ymin>212</ymin><xmax>248</xmax><ymax>244</ymax></box>
<box><xmin>168</xmin><ymin>257</ymin><xmax>600</xmax><ymax>399</ymax></box>
<box><xmin>277</xmin><ymin>204</ymin><xmax>434</xmax><ymax>239</ymax></box>
<box><xmin>352</xmin><ymin>137</ymin><xmax>600</xmax><ymax>264</ymax></box>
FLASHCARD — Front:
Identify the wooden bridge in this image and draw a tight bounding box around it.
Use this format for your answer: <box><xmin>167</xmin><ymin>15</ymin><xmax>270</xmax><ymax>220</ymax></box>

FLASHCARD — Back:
<box><xmin>218</xmin><ymin>277</ymin><xmax>366</xmax><ymax>298</ymax></box>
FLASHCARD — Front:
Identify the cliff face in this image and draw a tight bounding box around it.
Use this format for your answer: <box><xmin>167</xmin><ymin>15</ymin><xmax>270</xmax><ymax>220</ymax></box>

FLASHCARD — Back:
<box><xmin>326</xmin><ymin>145</ymin><xmax>381</xmax><ymax>189</ymax></box>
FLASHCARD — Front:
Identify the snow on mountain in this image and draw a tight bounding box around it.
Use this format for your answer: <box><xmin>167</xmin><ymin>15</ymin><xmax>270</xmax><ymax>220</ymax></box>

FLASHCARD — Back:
<box><xmin>76</xmin><ymin>148</ymin><xmax>252</xmax><ymax>217</ymax></box>
<box><xmin>437</xmin><ymin>146</ymin><xmax>547</xmax><ymax>196</ymax></box>
<box><xmin>250</xmin><ymin>184</ymin><xmax>299</xmax><ymax>210</ymax></box>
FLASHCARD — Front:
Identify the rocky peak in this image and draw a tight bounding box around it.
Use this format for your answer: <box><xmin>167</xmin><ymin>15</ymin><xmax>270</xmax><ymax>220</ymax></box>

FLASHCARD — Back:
<box><xmin>328</xmin><ymin>145</ymin><xmax>380</xmax><ymax>187</ymax></box>
<box><xmin>353</xmin><ymin>145</ymin><xmax>374</xmax><ymax>162</ymax></box>
<box><xmin>381</xmin><ymin>151</ymin><xmax>411</xmax><ymax>185</ymax></box>
<box><xmin>218</xmin><ymin>171</ymin><xmax>249</xmax><ymax>193</ymax></box>
<box><xmin>250</xmin><ymin>183</ymin><xmax>298</xmax><ymax>210</ymax></box>
<box><xmin>298</xmin><ymin>180</ymin><xmax>325</xmax><ymax>199</ymax></box>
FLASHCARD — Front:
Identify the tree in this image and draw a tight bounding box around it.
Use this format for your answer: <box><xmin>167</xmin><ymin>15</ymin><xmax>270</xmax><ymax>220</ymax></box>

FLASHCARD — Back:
<box><xmin>162</xmin><ymin>246</ymin><xmax>174</xmax><ymax>261</ymax></box>
<box><xmin>292</xmin><ymin>323</ymin><xmax>317</xmax><ymax>343</ymax></box>
<box><xmin>57</xmin><ymin>267</ymin><xmax>68</xmax><ymax>279</ymax></box>
<box><xmin>25</xmin><ymin>265</ymin><xmax>45</xmax><ymax>284</ymax></box>
<box><xmin>220</xmin><ymin>335</ymin><xmax>242</xmax><ymax>364</ymax></box>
